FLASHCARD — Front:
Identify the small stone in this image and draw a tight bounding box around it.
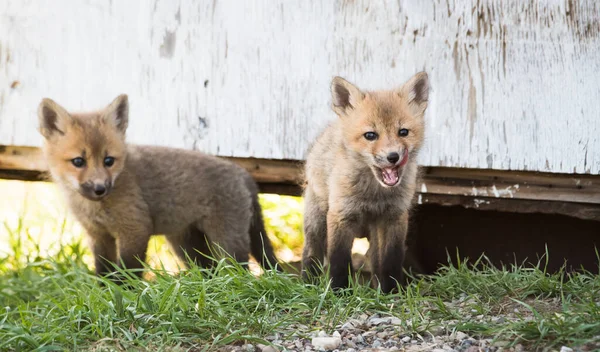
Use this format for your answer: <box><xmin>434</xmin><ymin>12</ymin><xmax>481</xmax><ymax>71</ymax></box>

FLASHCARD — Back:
<box><xmin>311</xmin><ymin>337</ymin><xmax>341</xmax><ymax>350</ymax></box>
<box><xmin>260</xmin><ymin>346</ymin><xmax>278</xmax><ymax>352</ymax></box>
<box><xmin>514</xmin><ymin>344</ymin><xmax>524</xmax><ymax>352</ymax></box>
<box><xmin>389</xmin><ymin>347</ymin><xmax>400</xmax><ymax>351</ymax></box>
<box><xmin>346</xmin><ymin>349</ymin><xmax>356</xmax><ymax>352</ymax></box>
<box><xmin>369</xmin><ymin>317</ymin><xmax>391</xmax><ymax>326</ymax></box>
<box><xmin>461</xmin><ymin>339</ymin><xmax>475</xmax><ymax>347</ymax></box>
<box><xmin>332</xmin><ymin>331</ymin><xmax>341</xmax><ymax>338</ymax></box>
<box><xmin>244</xmin><ymin>344</ymin><xmax>255</xmax><ymax>352</ymax></box>
<box><xmin>432</xmin><ymin>349</ymin><xmax>446</xmax><ymax>352</ymax></box>
<box><xmin>401</xmin><ymin>336</ymin><xmax>411</xmax><ymax>343</ymax></box>
<box><xmin>341</xmin><ymin>322</ymin><xmax>354</xmax><ymax>330</ymax></box>
<box><xmin>465</xmin><ymin>347</ymin><xmax>480</xmax><ymax>352</ymax></box>
<box><xmin>560</xmin><ymin>347</ymin><xmax>573</xmax><ymax>352</ymax></box>
<box><xmin>353</xmin><ymin>335</ymin><xmax>364</xmax><ymax>343</ymax></box>
<box><xmin>390</xmin><ymin>317</ymin><xmax>402</xmax><ymax>325</ymax></box>
<box><xmin>372</xmin><ymin>340</ymin><xmax>382</xmax><ymax>348</ymax></box>
<box><xmin>455</xmin><ymin>331</ymin><xmax>468</xmax><ymax>340</ymax></box>
<box><xmin>492</xmin><ymin>316</ymin><xmax>506</xmax><ymax>324</ymax></box>
<box><xmin>493</xmin><ymin>340</ymin><xmax>510</xmax><ymax>347</ymax></box>
<box><xmin>362</xmin><ymin>331</ymin><xmax>377</xmax><ymax>338</ymax></box>
<box><xmin>317</xmin><ymin>330</ymin><xmax>328</xmax><ymax>337</ymax></box>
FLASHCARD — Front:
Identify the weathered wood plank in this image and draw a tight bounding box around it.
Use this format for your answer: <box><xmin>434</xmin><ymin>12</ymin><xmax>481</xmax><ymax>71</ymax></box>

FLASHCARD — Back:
<box><xmin>0</xmin><ymin>1</ymin><xmax>598</xmax><ymax>174</ymax></box>
<box><xmin>2</xmin><ymin>145</ymin><xmax>599</xmax><ymax>220</ymax></box>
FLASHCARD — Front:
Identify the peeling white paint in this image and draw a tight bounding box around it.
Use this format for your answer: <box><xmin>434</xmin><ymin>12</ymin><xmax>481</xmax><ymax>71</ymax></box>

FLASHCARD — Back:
<box><xmin>492</xmin><ymin>185</ymin><xmax>500</xmax><ymax>198</ymax></box>
<box><xmin>473</xmin><ymin>199</ymin><xmax>491</xmax><ymax>208</ymax></box>
<box><xmin>0</xmin><ymin>1</ymin><xmax>598</xmax><ymax>174</ymax></box>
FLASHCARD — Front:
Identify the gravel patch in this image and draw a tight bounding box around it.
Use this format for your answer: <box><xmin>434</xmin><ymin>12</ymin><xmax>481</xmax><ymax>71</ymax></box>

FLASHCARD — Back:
<box><xmin>223</xmin><ymin>293</ymin><xmax>600</xmax><ymax>352</ymax></box>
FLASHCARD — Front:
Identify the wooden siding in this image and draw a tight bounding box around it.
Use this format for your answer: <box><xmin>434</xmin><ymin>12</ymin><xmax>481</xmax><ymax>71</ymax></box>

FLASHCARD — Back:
<box><xmin>0</xmin><ymin>0</ymin><xmax>598</xmax><ymax>174</ymax></box>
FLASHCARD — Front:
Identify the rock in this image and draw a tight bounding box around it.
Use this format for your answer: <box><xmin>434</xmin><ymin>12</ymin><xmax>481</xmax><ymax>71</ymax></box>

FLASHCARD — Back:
<box><xmin>311</xmin><ymin>337</ymin><xmax>341</xmax><ymax>351</ymax></box>
<box><xmin>432</xmin><ymin>349</ymin><xmax>446</xmax><ymax>352</ymax></box>
<box><xmin>560</xmin><ymin>347</ymin><xmax>573</xmax><ymax>352</ymax></box>
<box><xmin>493</xmin><ymin>340</ymin><xmax>510</xmax><ymax>347</ymax></box>
<box><xmin>401</xmin><ymin>336</ymin><xmax>411</xmax><ymax>343</ymax></box>
<box><xmin>259</xmin><ymin>346</ymin><xmax>278</xmax><ymax>352</ymax></box>
<box><xmin>369</xmin><ymin>317</ymin><xmax>391</xmax><ymax>326</ymax></box>
<box><xmin>332</xmin><ymin>331</ymin><xmax>341</xmax><ymax>338</ymax></box>
<box><xmin>455</xmin><ymin>331</ymin><xmax>468</xmax><ymax>340</ymax></box>
<box><xmin>372</xmin><ymin>340</ymin><xmax>382</xmax><ymax>348</ymax></box>
<box><xmin>465</xmin><ymin>347</ymin><xmax>481</xmax><ymax>352</ymax></box>
<box><xmin>244</xmin><ymin>344</ymin><xmax>255</xmax><ymax>352</ymax></box>
<box><xmin>317</xmin><ymin>330</ymin><xmax>328</xmax><ymax>337</ymax></box>
<box><xmin>341</xmin><ymin>322</ymin><xmax>355</xmax><ymax>330</ymax></box>
<box><xmin>492</xmin><ymin>316</ymin><xmax>506</xmax><ymax>324</ymax></box>
<box><xmin>294</xmin><ymin>339</ymin><xmax>303</xmax><ymax>349</ymax></box>
<box><xmin>362</xmin><ymin>331</ymin><xmax>377</xmax><ymax>338</ymax></box>
<box><xmin>390</xmin><ymin>317</ymin><xmax>402</xmax><ymax>325</ymax></box>
<box><xmin>346</xmin><ymin>349</ymin><xmax>356</xmax><ymax>352</ymax></box>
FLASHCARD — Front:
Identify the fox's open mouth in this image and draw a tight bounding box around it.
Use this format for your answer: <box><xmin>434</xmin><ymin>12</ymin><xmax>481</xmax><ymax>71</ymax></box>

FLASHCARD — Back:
<box><xmin>381</xmin><ymin>167</ymin><xmax>400</xmax><ymax>186</ymax></box>
<box><xmin>376</xmin><ymin>150</ymin><xmax>409</xmax><ymax>187</ymax></box>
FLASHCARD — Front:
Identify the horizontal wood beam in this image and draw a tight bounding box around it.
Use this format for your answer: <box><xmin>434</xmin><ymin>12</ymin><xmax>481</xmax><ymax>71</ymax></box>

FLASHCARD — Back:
<box><xmin>2</xmin><ymin>145</ymin><xmax>599</xmax><ymax>220</ymax></box>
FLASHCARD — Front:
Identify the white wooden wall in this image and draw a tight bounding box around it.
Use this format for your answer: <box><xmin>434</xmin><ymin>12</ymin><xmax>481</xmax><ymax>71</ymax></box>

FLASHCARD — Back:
<box><xmin>0</xmin><ymin>0</ymin><xmax>598</xmax><ymax>174</ymax></box>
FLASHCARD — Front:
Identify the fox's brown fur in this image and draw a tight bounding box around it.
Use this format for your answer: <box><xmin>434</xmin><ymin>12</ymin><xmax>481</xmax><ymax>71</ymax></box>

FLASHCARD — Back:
<box><xmin>301</xmin><ymin>72</ymin><xmax>429</xmax><ymax>293</ymax></box>
<box><xmin>38</xmin><ymin>95</ymin><xmax>279</xmax><ymax>280</ymax></box>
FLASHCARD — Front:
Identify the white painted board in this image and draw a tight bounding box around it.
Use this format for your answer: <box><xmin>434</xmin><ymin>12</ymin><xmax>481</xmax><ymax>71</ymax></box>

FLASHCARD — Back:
<box><xmin>0</xmin><ymin>0</ymin><xmax>598</xmax><ymax>174</ymax></box>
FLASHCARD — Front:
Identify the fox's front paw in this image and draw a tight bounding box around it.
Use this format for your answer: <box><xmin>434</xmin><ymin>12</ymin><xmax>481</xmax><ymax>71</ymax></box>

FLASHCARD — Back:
<box><xmin>330</xmin><ymin>275</ymin><xmax>349</xmax><ymax>291</ymax></box>
<box><xmin>378</xmin><ymin>275</ymin><xmax>402</xmax><ymax>294</ymax></box>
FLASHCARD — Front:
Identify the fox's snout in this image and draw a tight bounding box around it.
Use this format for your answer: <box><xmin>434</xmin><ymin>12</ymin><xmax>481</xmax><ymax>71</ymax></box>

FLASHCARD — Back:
<box><xmin>386</xmin><ymin>152</ymin><xmax>400</xmax><ymax>164</ymax></box>
<box><xmin>375</xmin><ymin>149</ymin><xmax>408</xmax><ymax>168</ymax></box>
<box><xmin>80</xmin><ymin>180</ymin><xmax>112</xmax><ymax>200</ymax></box>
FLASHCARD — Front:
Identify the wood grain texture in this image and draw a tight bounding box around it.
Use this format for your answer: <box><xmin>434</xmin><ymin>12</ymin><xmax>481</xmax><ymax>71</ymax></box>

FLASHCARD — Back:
<box><xmin>2</xmin><ymin>145</ymin><xmax>599</xmax><ymax>219</ymax></box>
<box><xmin>0</xmin><ymin>1</ymin><xmax>598</xmax><ymax>174</ymax></box>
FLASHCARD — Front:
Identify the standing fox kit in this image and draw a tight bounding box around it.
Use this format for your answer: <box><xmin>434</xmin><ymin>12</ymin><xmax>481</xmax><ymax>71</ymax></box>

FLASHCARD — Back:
<box><xmin>38</xmin><ymin>95</ymin><xmax>279</xmax><ymax>280</ymax></box>
<box><xmin>302</xmin><ymin>72</ymin><xmax>429</xmax><ymax>293</ymax></box>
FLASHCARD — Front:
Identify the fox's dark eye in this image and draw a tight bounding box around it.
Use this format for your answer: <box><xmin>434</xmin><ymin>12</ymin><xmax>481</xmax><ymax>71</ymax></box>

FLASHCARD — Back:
<box><xmin>398</xmin><ymin>128</ymin><xmax>409</xmax><ymax>137</ymax></box>
<box><xmin>71</xmin><ymin>157</ymin><xmax>85</xmax><ymax>168</ymax></box>
<box><xmin>364</xmin><ymin>132</ymin><xmax>378</xmax><ymax>141</ymax></box>
<box><xmin>104</xmin><ymin>157</ymin><xmax>115</xmax><ymax>167</ymax></box>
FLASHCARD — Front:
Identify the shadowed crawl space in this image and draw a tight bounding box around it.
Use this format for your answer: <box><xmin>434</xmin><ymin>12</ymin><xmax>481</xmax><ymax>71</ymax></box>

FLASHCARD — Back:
<box><xmin>405</xmin><ymin>204</ymin><xmax>600</xmax><ymax>275</ymax></box>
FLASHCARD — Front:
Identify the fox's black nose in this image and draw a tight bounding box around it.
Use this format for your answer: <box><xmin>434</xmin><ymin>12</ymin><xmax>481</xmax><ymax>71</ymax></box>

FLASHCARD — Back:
<box><xmin>387</xmin><ymin>152</ymin><xmax>400</xmax><ymax>164</ymax></box>
<box><xmin>93</xmin><ymin>184</ymin><xmax>107</xmax><ymax>196</ymax></box>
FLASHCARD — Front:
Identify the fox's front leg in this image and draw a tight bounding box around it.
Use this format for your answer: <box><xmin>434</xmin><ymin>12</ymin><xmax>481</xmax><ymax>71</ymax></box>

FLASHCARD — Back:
<box><xmin>326</xmin><ymin>211</ymin><xmax>356</xmax><ymax>290</ymax></box>
<box><xmin>375</xmin><ymin>212</ymin><xmax>408</xmax><ymax>293</ymax></box>
<box><xmin>83</xmin><ymin>224</ymin><xmax>118</xmax><ymax>277</ymax></box>
<box><xmin>108</xmin><ymin>211</ymin><xmax>153</xmax><ymax>279</ymax></box>
<box><xmin>301</xmin><ymin>189</ymin><xmax>328</xmax><ymax>282</ymax></box>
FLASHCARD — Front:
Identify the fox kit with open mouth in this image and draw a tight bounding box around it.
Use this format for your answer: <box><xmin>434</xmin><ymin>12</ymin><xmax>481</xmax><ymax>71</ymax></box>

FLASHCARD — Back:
<box><xmin>38</xmin><ymin>95</ymin><xmax>279</xmax><ymax>280</ymax></box>
<box><xmin>302</xmin><ymin>72</ymin><xmax>429</xmax><ymax>293</ymax></box>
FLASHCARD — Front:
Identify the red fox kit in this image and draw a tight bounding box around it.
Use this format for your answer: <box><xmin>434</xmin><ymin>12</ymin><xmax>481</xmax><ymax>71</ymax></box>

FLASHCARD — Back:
<box><xmin>38</xmin><ymin>94</ymin><xmax>279</xmax><ymax>280</ymax></box>
<box><xmin>301</xmin><ymin>72</ymin><xmax>429</xmax><ymax>293</ymax></box>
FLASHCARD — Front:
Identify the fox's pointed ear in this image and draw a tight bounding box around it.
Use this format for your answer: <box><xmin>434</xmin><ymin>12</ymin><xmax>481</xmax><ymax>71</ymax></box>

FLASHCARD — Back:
<box><xmin>400</xmin><ymin>71</ymin><xmax>429</xmax><ymax>116</ymax></box>
<box><xmin>331</xmin><ymin>76</ymin><xmax>365</xmax><ymax>115</ymax></box>
<box><xmin>38</xmin><ymin>98</ymin><xmax>71</xmax><ymax>139</ymax></box>
<box><xmin>104</xmin><ymin>94</ymin><xmax>129</xmax><ymax>133</ymax></box>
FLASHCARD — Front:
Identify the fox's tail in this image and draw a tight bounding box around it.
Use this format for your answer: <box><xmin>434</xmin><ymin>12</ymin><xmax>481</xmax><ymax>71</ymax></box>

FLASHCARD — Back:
<box><xmin>246</xmin><ymin>178</ymin><xmax>281</xmax><ymax>271</ymax></box>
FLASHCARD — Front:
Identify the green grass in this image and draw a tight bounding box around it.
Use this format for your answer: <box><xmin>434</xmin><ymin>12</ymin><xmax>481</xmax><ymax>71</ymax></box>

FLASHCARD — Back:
<box><xmin>1</xmin><ymin>180</ymin><xmax>600</xmax><ymax>351</ymax></box>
